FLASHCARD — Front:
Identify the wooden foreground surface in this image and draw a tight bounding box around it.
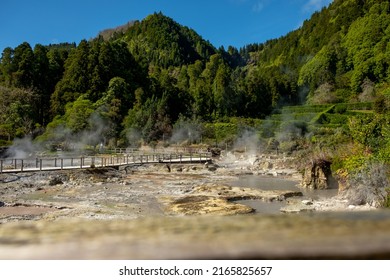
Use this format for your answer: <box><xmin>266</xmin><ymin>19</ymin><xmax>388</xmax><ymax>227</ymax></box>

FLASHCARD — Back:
<box><xmin>1</xmin><ymin>211</ymin><xmax>390</xmax><ymax>259</ymax></box>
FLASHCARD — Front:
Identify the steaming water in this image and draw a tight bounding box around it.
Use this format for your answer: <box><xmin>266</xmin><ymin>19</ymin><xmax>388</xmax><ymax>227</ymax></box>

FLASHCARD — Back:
<box><xmin>229</xmin><ymin>175</ymin><xmax>339</xmax><ymax>214</ymax></box>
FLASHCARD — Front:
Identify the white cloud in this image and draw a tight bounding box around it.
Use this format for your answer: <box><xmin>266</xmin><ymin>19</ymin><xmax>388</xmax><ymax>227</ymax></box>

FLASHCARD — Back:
<box><xmin>252</xmin><ymin>1</ymin><xmax>265</xmax><ymax>13</ymax></box>
<box><xmin>230</xmin><ymin>0</ymin><xmax>268</xmax><ymax>13</ymax></box>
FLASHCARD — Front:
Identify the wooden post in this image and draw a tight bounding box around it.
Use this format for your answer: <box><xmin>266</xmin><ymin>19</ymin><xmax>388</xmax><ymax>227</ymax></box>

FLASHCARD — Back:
<box><xmin>0</xmin><ymin>159</ymin><xmax>2</xmax><ymax>173</ymax></box>
<box><xmin>21</xmin><ymin>160</ymin><xmax>24</xmax><ymax>172</ymax></box>
<box><xmin>61</xmin><ymin>158</ymin><xmax>64</xmax><ymax>170</ymax></box>
<box><xmin>39</xmin><ymin>159</ymin><xmax>42</xmax><ymax>171</ymax></box>
<box><xmin>80</xmin><ymin>157</ymin><xmax>83</xmax><ymax>169</ymax></box>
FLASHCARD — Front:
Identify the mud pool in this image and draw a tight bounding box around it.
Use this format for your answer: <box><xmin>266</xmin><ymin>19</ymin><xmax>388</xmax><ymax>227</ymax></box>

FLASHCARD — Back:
<box><xmin>229</xmin><ymin>175</ymin><xmax>339</xmax><ymax>214</ymax></box>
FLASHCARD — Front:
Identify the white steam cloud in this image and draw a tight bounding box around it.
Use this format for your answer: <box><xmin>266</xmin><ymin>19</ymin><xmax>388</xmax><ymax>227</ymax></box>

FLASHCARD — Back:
<box><xmin>5</xmin><ymin>136</ymin><xmax>42</xmax><ymax>158</ymax></box>
<box><xmin>170</xmin><ymin>118</ymin><xmax>203</xmax><ymax>145</ymax></box>
<box><xmin>233</xmin><ymin>129</ymin><xmax>260</xmax><ymax>155</ymax></box>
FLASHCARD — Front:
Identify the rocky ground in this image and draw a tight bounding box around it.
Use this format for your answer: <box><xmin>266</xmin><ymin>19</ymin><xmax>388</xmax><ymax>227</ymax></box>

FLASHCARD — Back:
<box><xmin>0</xmin><ymin>158</ymin><xmax>301</xmax><ymax>222</ymax></box>
<box><xmin>1</xmin><ymin>152</ymin><xmax>390</xmax><ymax>259</ymax></box>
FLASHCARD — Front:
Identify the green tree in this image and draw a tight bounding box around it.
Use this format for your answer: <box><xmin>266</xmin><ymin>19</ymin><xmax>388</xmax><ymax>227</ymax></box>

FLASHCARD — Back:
<box><xmin>33</xmin><ymin>44</ymin><xmax>51</xmax><ymax>125</ymax></box>
<box><xmin>0</xmin><ymin>87</ymin><xmax>37</xmax><ymax>139</ymax></box>
<box><xmin>13</xmin><ymin>42</ymin><xmax>35</xmax><ymax>88</ymax></box>
<box><xmin>51</xmin><ymin>40</ymin><xmax>91</xmax><ymax>115</ymax></box>
<box><xmin>241</xmin><ymin>67</ymin><xmax>272</xmax><ymax>118</ymax></box>
<box><xmin>343</xmin><ymin>2</ymin><xmax>390</xmax><ymax>92</ymax></box>
<box><xmin>213</xmin><ymin>62</ymin><xmax>233</xmax><ymax>117</ymax></box>
<box><xmin>64</xmin><ymin>96</ymin><xmax>95</xmax><ymax>134</ymax></box>
<box><xmin>0</xmin><ymin>47</ymin><xmax>16</xmax><ymax>86</ymax></box>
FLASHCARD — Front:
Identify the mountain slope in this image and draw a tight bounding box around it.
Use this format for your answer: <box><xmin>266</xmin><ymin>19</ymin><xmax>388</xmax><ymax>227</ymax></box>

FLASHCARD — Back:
<box><xmin>120</xmin><ymin>12</ymin><xmax>217</xmax><ymax>67</ymax></box>
<box><xmin>0</xmin><ymin>3</ymin><xmax>389</xmax><ymax>148</ymax></box>
<box><xmin>242</xmin><ymin>0</ymin><xmax>390</xmax><ymax>103</ymax></box>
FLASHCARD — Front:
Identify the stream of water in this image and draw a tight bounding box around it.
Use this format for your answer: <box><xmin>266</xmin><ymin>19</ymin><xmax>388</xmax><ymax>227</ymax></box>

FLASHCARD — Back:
<box><xmin>228</xmin><ymin>175</ymin><xmax>339</xmax><ymax>214</ymax></box>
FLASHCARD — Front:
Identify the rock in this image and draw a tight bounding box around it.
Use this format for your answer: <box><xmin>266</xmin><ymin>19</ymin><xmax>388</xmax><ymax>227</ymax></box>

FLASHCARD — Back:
<box><xmin>301</xmin><ymin>159</ymin><xmax>338</xmax><ymax>189</ymax></box>
<box><xmin>159</xmin><ymin>183</ymin><xmax>303</xmax><ymax>216</ymax></box>
<box><xmin>340</xmin><ymin>182</ymin><xmax>388</xmax><ymax>208</ymax></box>
<box><xmin>49</xmin><ymin>176</ymin><xmax>64</xmax><ymax>186</ymax></box>
<box><xmin>302</xmin><ymin>200</ymin><xmax>313</xmax><ymax>205</ymax></box>
<box><xmin>205</xmin><ymin>162</ymin><xmax>218</xmax><ymax>172</ymax></box>
<box><xmin>0</xmin><ymin>201</ymin><xmax>5</xmax><ymax>207</ymax></box>
<box><xmin>208</xmin><ymin>147</ymin><xmax>221</xmax><ymax>157</ymax></box>
<box><xmin>260</xmin><ymin>161</ymin><xmax>273</xmax><ymax>170</ymax></box>
<box><xmin>176</xmin><ymin>167</ymin><xmax>183</xmax><ymax>172</ymax></box>
<box><xmin>191</xmin><ymin>183</ymin><xmax>302</xmax><ymax>202</ymax></box>
<box><xmin>163</xmin><ymin>195</ymin><xmax>254</xmax><ymax>216</ymax></box>
<box><xmin>335</xmin><ymin>163</ymin><xmax>389</xmax><ymax>207</ymax></box>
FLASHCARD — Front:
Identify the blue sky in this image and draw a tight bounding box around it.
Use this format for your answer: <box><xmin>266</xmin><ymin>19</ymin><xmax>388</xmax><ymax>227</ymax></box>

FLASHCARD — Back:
<box><xmin>1</xmin><ymin>0</ymin><xmax>333</xmax><ymax>52</ymax></box>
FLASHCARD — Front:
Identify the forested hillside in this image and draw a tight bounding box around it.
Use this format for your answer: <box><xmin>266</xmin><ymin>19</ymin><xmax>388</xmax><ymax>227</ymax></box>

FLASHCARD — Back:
<box><xmin>0</xmin><ymin>1</ymin><xmax>389</xmax><ymax>163</ymax></box>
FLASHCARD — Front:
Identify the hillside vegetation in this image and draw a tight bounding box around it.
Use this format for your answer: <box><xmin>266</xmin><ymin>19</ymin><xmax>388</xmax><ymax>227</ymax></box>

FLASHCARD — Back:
<box><xmin>0</xmin><ymin>1</ymin><xmax>389</xmax><ymax>203</ymax></box>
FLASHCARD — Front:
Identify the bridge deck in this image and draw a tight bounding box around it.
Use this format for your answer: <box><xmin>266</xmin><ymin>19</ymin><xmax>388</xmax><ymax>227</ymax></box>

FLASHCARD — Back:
<box><xmin>0</xmin><ymin>154</ymin><xmax>211</xmax><ymax>174</ymax></box>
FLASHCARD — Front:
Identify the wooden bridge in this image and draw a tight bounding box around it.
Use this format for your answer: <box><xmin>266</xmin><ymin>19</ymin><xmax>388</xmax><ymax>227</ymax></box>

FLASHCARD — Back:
<box><xmin>0</xmin><ymin>152</ymin><xmax>212</xmax><ymax>174</ymax></box>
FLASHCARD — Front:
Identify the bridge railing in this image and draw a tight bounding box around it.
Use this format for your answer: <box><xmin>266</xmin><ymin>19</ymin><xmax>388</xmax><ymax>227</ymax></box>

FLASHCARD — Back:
<box><xmin>105</xmin><ymin>147</ymin><xmax>211</xmax><ymax>155</ymax></box>
<box><xmin>0</xmin><ymin>152</ymin><xmax>211</xmax><ymax>173</ymax></box>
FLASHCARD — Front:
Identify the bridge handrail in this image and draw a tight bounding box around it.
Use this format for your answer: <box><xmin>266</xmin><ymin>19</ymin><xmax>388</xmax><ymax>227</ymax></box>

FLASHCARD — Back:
<box><xmin>0</xmin><ymin>152</ymin><xmax>212</xmax><ymax>173</ymax></box>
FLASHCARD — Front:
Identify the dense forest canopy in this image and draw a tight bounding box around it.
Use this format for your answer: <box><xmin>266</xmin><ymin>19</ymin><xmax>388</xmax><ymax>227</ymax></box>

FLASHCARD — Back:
<box><xmin>0</xmin><ymin>1</ymin><xmax>389</xmax><ymax>156</ymax></box>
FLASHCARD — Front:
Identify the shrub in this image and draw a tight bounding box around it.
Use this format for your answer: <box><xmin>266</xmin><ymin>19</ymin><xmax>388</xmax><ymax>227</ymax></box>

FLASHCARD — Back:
<box><xmin>334</xmin><ymin>104</ymin><xmax>347</xmax><ymax>114</ymax></box>
<box><xmin>339</xmin><ymin>162</ymin><xmax>389</xmax><ymax>207</ymax></box>
<box><xmin>204</xmin><ymin>122</ymin><xmax>238</xmax><ymax>145</ymax></box>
